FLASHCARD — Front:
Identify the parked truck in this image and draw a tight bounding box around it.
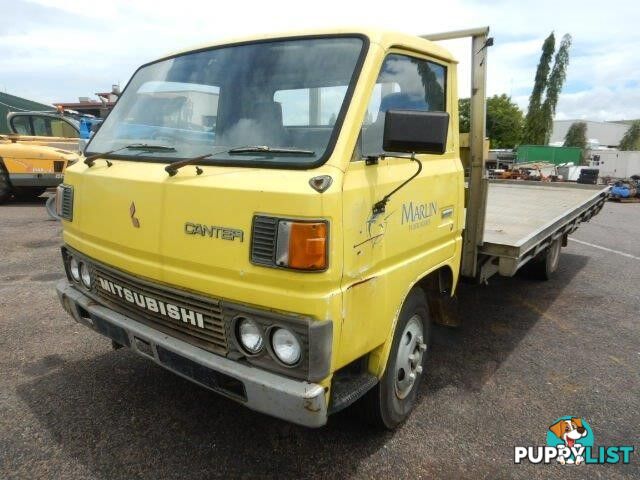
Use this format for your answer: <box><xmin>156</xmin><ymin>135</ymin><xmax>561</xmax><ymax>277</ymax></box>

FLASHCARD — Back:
<box><xmin>0</xmin><ymin>110</ymin><xmax>87</xmax><ymax>203</ymax></box>
<box><xmin>7</xmin><ymin>110</ymin><xmax>104</xmax><ymax>152</ymax></box>
<box><xmin>55</xmin><ymin>27</ymin><xmax>608</xmax><ymax>429</ymax></box>
<box><xmin>0</xmin><ymin>137</ymin><xmax>78</xmax><ymax>203</ymax></box>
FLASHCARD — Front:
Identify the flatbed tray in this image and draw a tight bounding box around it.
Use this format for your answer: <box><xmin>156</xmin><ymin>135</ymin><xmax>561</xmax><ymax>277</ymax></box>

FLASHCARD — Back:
<box><xmin>479</xmin><ymin>180</ymin><xmax>609</xmax><ymax>274</ymax></box>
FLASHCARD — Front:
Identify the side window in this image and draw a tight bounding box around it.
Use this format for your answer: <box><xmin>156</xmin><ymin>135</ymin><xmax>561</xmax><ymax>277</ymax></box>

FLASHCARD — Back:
<box><xmin>50</xmin><ymin>118</ymin><xmax>79</xmax><ymax>138</ymax></box>
<box><xmin>274</xmin><ymin>86</ymin><xmax>348</xmax><ymax>126</ymax></box>
<box><xmin>361</xmin><ymin>53</ymin><xmax>446</xmax><ymax>156</ymax></box>
<box><xmin>31</xmin><ymin>116</ymin><xmax>51</xmax><ymax>136</ymax></box>
<box><xmin>10</xmin><ymin>116</ymin><xmax>32</xmax><ymax>135</ymax></box>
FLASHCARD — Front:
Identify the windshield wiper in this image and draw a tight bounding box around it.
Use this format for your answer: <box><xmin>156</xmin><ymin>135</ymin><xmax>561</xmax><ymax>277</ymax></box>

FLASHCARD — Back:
<box><xmin>164</xmin><ymin>148</ymin><xmax>232</xmax><ymax>176</ymax></box>
<box><xmin>84</xmin><ymin>143</ymin><xmax>176</xmax><ymax>167</ymax></box>
<box><xmin>228</xmin><ymin>145</ymin><xmax>315</xmax><ymax>156</ymax></box>
<box><xmin>126</xmin><ymin>143</ymin><xmax>176</xmax><ymax>152</ymax></box>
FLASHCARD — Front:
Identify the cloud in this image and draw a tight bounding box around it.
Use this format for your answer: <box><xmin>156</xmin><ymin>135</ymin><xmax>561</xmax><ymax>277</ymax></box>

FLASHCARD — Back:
<box><xmin>1</xmin><ymin>0</ymin><xmax>638</xmax><ymax>121</ymax></box>
<box><xmin>555</xmin><ymin>87</ymin><xmax>640</xmax><ymax>121</ymax></box>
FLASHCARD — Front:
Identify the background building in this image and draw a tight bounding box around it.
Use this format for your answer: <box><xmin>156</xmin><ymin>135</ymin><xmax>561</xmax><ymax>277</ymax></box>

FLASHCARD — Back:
<box><xmin>550</xmin><ymin>120</ymin><xmax>629</xmax><ymax>148</ymax></box>
<box><xmin>54</xmin><ymin>87</ymin><xmax>119</xmax><ymax>118</ymax></box>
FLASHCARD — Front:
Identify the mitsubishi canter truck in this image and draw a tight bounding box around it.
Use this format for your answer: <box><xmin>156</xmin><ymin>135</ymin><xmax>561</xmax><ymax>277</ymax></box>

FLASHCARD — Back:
<box><xmin>55</xmin><ymin>27</ymin><xmax>608</xmax><ymax>429</ymax></box>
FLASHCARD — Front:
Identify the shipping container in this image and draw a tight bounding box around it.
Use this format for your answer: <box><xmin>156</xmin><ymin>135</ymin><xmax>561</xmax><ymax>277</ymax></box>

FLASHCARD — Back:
<box><xmin>516</xmin><ymin>145</ymin><xmax>582</xmax><ymax>165</ymax></box>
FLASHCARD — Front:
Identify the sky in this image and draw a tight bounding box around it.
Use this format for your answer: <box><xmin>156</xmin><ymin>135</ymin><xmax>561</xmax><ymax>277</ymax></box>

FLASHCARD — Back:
<box><xmin>1</xmin><ymin>0</ymin><xmax>639</xmax><ymax>121</ymax></box>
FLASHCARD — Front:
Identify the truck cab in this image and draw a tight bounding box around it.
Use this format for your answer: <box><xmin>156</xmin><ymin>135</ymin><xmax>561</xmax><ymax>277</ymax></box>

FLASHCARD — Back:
<box><xmin>55</xmin><ymin>28</ymin><xmax>606</xmax><ymax>428</ymax></box>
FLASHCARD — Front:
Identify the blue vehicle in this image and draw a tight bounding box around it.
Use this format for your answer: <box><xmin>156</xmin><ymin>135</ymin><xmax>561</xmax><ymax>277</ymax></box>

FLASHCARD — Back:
<box><xmin>611</xmin><ymin>181</ymin><xmax>638</xmax><ymax>199</ymax></box>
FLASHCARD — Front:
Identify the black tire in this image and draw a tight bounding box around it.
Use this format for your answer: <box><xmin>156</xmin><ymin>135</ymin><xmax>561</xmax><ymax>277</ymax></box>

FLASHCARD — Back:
<box><xmin>0</xmin><ymin>163</ymin><xmax>11</xmax><ymax>204</ymax></box>
<box><xmin>14</xmin><ymin>187</ymin><xmax>46</xmax><ymax>199</ymax></box>
<box><xmin>360</xmin><ymin>288</ymin><xmax>430</xmax><ymax>429</ymax></box>
<box><xmin>523</xmin><ymin>237</ymin><xmax>562</xmax><ymax>281</ymax></box>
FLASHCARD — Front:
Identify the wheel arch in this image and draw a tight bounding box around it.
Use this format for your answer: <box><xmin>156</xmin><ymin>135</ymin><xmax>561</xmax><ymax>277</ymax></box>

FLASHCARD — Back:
<box><xmin>367</xmin><ymin>263</ymin><xmax>458</xmax><ymax>377</ymax></box>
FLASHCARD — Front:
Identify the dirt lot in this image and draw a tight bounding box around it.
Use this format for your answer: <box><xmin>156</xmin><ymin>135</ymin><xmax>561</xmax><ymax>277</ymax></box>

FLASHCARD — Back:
<box><xmin>1</xmin><ymin>197</ymin><xmax>638</xmax><ymax>479</ymax></box>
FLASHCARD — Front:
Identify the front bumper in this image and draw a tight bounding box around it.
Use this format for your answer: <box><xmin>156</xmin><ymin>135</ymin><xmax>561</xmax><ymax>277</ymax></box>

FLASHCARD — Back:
<box><xmin>56</xmin><ymin>280</ymin><xmax>328</xmax><ymax>427</ymax></box>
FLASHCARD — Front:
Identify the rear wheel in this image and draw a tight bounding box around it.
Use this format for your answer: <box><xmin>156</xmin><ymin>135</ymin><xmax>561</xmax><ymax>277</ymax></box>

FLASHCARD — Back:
<box><xmin>361</xmin><ymin>288</ymin><xmax>430</xmax><ymax>429</ymax></box>
<box><xmin>524</xmin><ymin>237</ymin><xmax>562</xmax><ymax>281</ymax></box>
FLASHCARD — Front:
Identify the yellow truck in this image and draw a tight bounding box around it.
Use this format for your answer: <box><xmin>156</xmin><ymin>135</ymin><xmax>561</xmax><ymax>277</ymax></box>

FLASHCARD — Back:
<box><xmin>0</xmin><ymin>136</ymin><xmax>78</xmax><ymax>202</ymax></box>
<box><xmin>55</xmin><ymin>28</ymin><xmax>608</xmax><ymax>429</ymax></box>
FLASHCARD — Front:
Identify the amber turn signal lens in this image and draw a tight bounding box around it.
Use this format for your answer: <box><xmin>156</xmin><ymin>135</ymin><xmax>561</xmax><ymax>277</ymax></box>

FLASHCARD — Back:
<box><xmin>288</xmin><ymin>222</ymin><xmax>327</xmax><ymax>270</ymax></box>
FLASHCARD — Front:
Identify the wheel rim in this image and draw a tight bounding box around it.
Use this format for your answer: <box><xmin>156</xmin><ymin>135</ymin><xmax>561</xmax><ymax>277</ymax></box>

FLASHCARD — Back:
<box><xmin>394</xmin><ymin>315</ymin><xmax>426</xmax><ymax>400</ymax></box>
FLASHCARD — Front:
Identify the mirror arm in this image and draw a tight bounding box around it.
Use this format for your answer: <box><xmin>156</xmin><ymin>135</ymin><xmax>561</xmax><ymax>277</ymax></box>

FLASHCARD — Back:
<box><xmin>372</xmin><ymin>153</ymin><xmax>422</xmax><ymax>214</ymax></box>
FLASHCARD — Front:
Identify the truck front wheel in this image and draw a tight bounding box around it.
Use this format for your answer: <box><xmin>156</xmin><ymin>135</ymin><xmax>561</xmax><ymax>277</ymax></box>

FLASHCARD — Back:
<box><xmin>361</xmin><ymin>288</ymin><xmax>430</xmax><ymax>429</ymax></box>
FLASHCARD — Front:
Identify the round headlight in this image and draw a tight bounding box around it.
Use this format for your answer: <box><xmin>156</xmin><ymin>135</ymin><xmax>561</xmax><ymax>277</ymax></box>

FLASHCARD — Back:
<box><xmin>271</xmin><ymin>328</ymin><xmax>301</xmax><ymax>365</ymax></box>
<box><xmin>80</xmin><ymin>262</ymin><xmax>92</xmax><ymax>288</ymax></box>
<box><xmin>69</xmin><ymin>257</ymin><xmax>80</xmax><ymax>282</ymax></box>
<box><xmin>237</xmin><ymin>318</ymin><xmax>264</xmax><ymax>354</ymax></box>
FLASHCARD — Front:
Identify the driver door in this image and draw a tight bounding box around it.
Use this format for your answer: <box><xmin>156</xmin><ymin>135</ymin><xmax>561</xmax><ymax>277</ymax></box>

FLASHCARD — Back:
<box><xmin>339</xmin><ymin>50</ymin><xmax>462</xmax><ymax>366</ymax></box>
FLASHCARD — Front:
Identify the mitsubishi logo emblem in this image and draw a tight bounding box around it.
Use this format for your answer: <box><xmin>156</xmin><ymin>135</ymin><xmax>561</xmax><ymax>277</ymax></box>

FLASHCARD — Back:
<box><xmin>130</xmin><ymin>202</ymin><xmax>140</xmax><ymax>228</ymax></box>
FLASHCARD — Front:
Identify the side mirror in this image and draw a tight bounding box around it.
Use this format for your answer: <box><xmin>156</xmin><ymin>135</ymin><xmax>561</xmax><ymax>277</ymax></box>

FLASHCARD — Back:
<box><xmin>383</xmin><ymin>110</ymin><xmax>449</xmax><ymax>155</ymax></box>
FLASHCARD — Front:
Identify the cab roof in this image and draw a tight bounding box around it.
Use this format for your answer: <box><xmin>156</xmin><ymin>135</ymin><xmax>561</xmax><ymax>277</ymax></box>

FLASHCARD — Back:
<box><xmin>158</xmin><ymin>28</ymin><xmax>457</xmax><ymax>64</ymax></box>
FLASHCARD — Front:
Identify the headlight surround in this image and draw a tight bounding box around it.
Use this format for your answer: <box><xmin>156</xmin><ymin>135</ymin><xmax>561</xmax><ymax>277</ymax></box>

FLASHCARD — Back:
<box><xmin>55</xmin><ymin>184</ymin><xmax>73</xmax><ymax>221</ymax></box>
<box><xmin>80</xmin><ymin>262</ymin><xmax>92</xmax><ymax>288</ymax></box>
<box><xmin>69</xmin><ymin>257</ymin><xmax>81</xmax><ymax>282</ymax></box>
<box><xmin>270</xmin><ymin>328</ymin><xmax>302</xmax><ymax>366</ymax></box>
<box><xmin>236</xmin><ymin>317</ymin><xmax>264</xmax><ymax>355</ymax></box>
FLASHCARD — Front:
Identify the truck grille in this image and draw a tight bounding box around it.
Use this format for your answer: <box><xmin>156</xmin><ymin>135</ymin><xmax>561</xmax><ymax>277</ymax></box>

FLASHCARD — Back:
<box><xmin>92</xmin><ymin>264</ymin><xmax>228</xmax><ymax>355</ymax></box>
<box><xmin>251</xmin><ymin>215</ymin><xmax>278</xmax><ymax>265</ymax></box>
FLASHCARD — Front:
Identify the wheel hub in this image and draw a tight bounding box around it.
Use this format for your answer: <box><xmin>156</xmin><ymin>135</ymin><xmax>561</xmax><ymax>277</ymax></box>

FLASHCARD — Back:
<box><xmin>394</xmin><ymin>315</ymin><xmax>426</xmax><ymax>399</ymax></box>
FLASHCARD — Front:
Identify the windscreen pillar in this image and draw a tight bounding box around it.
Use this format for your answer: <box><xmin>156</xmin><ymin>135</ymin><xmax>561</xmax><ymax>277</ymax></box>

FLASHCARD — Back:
<box><xmin>421</xmin><ymin>27</ymin><xmax>490</xmax><ymax>279</ymax></box>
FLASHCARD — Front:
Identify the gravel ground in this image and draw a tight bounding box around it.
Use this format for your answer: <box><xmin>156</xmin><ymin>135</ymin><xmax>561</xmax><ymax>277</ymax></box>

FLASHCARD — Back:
<box><xmin>0</xmin><ymin>197</ymin><xmax>638</xmax><ymax>479</ymax></box>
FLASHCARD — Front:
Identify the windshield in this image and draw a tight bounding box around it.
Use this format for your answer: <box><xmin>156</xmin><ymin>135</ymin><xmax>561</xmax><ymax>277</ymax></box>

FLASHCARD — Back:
<box><xmin>86</xmin><ymin>36</ymin><xmax>366</xmax><ymax>168</ymax></box>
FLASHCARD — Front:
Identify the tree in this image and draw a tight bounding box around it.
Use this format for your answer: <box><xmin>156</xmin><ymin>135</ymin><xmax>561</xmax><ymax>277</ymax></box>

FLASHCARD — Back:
<box><xmin>522</xmin><ymin>33</ymin><xmax>555</xmax><ymax>144</ymax></box>
<box><xmin>458</xmin><ymin>98</ymin><xmax>470</xmax><ymax>133</ymax></box>
<box><xmin>458</xmin><ymin>94</ymin><xmax>524</xmax><ymax>149</ymax></box>
<box><xmin>619</xmin><ymin>120</ymin><xmax>640</xmax><ymax>151</ymax></box>
<box><xmin>413</xmin><ymin>59</ymin><xmax>445</xmax><ymax>111</ymax></box>
<box><xmin>563</xmin><ymin>121</ymin><xmax>587</xmax><ymax>149</ymax></box>
<box><xmin>541</xmin><ymin>34</ymin><xmax>572</xmax><ymax>143</ymax></box>
<box><xmin>486</xmin><ymin>94</ymin><xmax>524</xmax><ymax>149</ymax></box>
